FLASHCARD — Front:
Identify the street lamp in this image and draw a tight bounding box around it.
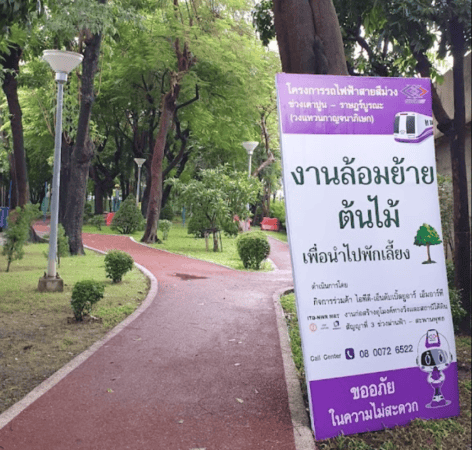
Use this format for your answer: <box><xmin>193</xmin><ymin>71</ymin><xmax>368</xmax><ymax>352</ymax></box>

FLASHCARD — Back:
<box><xmin>242</xmin><ymin>141</ymin><xmax>258</xmax><ymax>178</ymax></box>
<box><xmin>38</xmin><ymin>50</ymin><xmax>83</xmax><ymax>293</ymax></box>
<box><xmin>134</xmin><ymin>158</ymin><xmax>146</xmax><ymax>208</ymax></box>
<box><xmin>241</xmin><ymin>141</ymin><xmax>258</xmax><ymax>231</ymax></box>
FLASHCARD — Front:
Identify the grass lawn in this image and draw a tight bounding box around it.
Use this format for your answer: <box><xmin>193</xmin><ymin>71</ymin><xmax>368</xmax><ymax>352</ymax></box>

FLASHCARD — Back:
<box><xmin>0</xmin><ymin>242</ymin><xmax>149</xmax><ymax>415</ymax></box>
<box><xmin>280</xmin><ymin>292</ymin><xmax>472</xmax><ymax>450</ymax></box>
<box><xmin>83</xmin><ymin>220</ymin><xmax>285</xmax><ymax>271</ymax></box>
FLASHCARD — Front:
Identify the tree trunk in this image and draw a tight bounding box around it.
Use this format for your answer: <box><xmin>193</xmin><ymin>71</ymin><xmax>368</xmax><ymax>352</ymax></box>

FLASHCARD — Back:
<box><xmin>8</xmin><ymin>152</ymin><xmax>18</xmax><ymax>209</ymax></box>
<box><xmin>273</xmin><ymin>0</ymin><xmax>348</xmax><ymax>75</ymax></box>
<box><xmin>1</xmin><ymin>45</ymin><xmax>29</xmax><ymax>207</ymax></box>
<box><xmin>63</xmin><ymin>25</ymin><xmax>103</xmax><ymax>255</ymax></box>
<box><xmin>141</xmin><ymin>35</ymin><xmax>195</xmax><ymax>243</ymax></box>
<box><xmin>411</xmin><ymin>35</ymin><xmax>470</xmax><ymax>333</ymax></box>
<box><xmin>141</xmin><ymin>100</ymin><xmax>174</xmax><ymax>243</ymax></box>
<box><xmin>59</xmin><ymin>136</ymin><xmax>73</xmax><ymax>224</ymax></box>
<box><xmin>449</xmin><ymin>17</ymin><xmax>471</xmax><ymax>334</ymax></box>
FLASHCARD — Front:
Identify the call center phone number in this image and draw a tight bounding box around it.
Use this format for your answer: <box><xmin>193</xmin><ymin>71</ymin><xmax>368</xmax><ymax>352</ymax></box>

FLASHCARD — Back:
<box><xmin>357</xmin><ymin>345</ymin><xmax>414</xmax><ymax>358</ymax></box>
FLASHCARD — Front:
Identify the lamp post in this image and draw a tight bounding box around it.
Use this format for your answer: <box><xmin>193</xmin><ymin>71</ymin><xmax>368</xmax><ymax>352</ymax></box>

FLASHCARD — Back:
<box><xmin>134</xmin><ymin>158</ymin><xmax>146</xmax><ymax>208</ymax></box>
<box><xmin>38</xmin><ymin>50</ymin><xmax>83</xmax><ymax>293</ymax></box>
<box><xmin>241</xmin><ymin>141</ymin><xmax>258</xmax><ymax>231</ymax></box>
<box><xmin>242</xmin><ymin>141</ymin><xmax>258</xmax><ymax>178</ymax></box>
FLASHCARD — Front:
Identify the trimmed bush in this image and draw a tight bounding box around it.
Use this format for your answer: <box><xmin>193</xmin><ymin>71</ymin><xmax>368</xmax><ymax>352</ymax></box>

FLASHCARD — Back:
<box><xmin>158</xmin><ymin>219</ymin><xmax>172</xmax><ymax>240</ymax></box>
<box><xmin>111</xmin><ymin>195</ymin><xmax>144</xmax><ymax>234</ymax></box>
<box><xmin>236</xmin><ymin>231</ymin><xmax>270</xmax><ymax>270</ymax></box>
<box><xmin>90</xmin><ymin>214</ymin><xmax>105</xmax><ymax>230</ymax></box>
<box><xmin>104</xmin><ymin>250</ymin><xmax>134</xmax><ymax>283</ymax></box>
<box><xmin>71</xmin><ymin>280</ymin><xmax>105</xmax><ymax>321</ymax></box>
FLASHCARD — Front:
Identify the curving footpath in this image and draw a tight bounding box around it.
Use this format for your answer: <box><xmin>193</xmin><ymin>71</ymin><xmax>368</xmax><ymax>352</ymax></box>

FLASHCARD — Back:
<box><xmin>0</xmin><ymin>229</ymin><xmax>315</xmax><ymax>450</ymax></box>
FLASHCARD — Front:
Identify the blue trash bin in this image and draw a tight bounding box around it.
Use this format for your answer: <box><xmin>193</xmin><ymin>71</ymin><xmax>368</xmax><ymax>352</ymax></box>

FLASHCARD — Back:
<box><xmin>0</xmin><ymin>207</ymin><xmax>9</xmax><ymax>228</ymax></box>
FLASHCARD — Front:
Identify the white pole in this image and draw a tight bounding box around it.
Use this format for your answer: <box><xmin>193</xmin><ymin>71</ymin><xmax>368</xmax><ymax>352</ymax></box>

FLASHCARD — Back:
<box><xmin>47</xmin><ymin>72</ymin><xmax>67</xmax><ymax>278</ymax></box>
<box><xmin>136</xmin><ymin>165</ymin><xmax>142</xmax><ymax>208</ymax></box>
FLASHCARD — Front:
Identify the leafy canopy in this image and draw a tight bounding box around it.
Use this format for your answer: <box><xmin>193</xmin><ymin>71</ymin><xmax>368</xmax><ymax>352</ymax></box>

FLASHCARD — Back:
<box><xmin>414</xmin><ymin>223</ymin><xmax>442</xmax><ymax>247</ymax></box>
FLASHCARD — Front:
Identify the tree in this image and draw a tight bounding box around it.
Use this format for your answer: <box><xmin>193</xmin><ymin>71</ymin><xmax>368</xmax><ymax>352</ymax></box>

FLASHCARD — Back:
<box><xmin>268</xmin><ymin>0</ymin><xmax>348</xmax><ymax>75</ymax></box>
<box><xmin>255</xmin><ymin>0</ymin><xmax>471</xmax><ymax>334</ymax></box>
<box><xmin>60</xmin><ymin>0</ymin><xmax>108</xmax><ymax>255</ymax></box>
<box><xmin>414</xmin><ymin>223</ymin><xmax>443</xmax><ymax>264</ymax></box>
<box><xmin>169</xmin><ymin>166</ymin><xmax>262</xmax><ymax>251</ymax></box>
<box><xmin>0</xmin><ymin>1</ymin><xmax>43</xmax><ymax>208</ymax></box>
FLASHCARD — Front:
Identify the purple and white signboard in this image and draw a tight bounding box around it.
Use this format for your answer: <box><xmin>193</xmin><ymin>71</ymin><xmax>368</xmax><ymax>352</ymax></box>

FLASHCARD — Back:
<box><xmin>276</xmin><ymin>74</ymin><xmax>459</xmax><ymax>440</ymax></box>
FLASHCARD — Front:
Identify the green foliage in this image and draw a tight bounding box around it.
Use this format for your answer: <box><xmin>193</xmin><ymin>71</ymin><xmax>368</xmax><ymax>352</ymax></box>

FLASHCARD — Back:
<box><xmin>70</xmin><ymin>279</ymin><xmax>105</xmax><ymax>321</ymax></box>
<box><xmin>40</xmin><ymin>223</ymin><xmax>70</xmax><ymax>266</ymax></box>
<box><xmin>438</xmin><ymin>174</ymin><xmax>454</xmax><ymax>256</ymax></box>
<box><xmin>56</xmin><ymin>223</ymin><xmax>69</xmax><ymax>265</ymax></box>
<box><xmin>270</xmin><ymin>200</ymin><xmax>286</xmax><ymax>229</ymax></box>
<box><xmin>252</xmin><ymin>0</ymin><xmax>276</xmax><ymax>47</ymax></box>
<box><xmin>111</xmin><ymin>195</ymin><xmax>144</xmax><ymax>234</ymax></box>
<box><xmin>159</xmin><ymin>203</ymin><xmax>174</xmax><ymax>221</ymax></box>
<box><xmin>236</xmin><ymin>231</ymin><xmax>270</xmax><ymax>270</ymax></box>
<box><xmin>2</xmin><ymin>204</ymin><xmax>40</xmax><ymax>272</ymax></box>
<box><xmin>104</xmin><ymin>249</ymin><xmax>134</xmax><ymax>283</ymax></box>
<box><xmin>83</xmin><ymin>202</ymin><xmax>94</xmax><ymax>224</ymax></box>
<box><xmin>222</xmin><ymin>219</ymin><xmax>239</xmax><ymax>238</ymax></box>
<box><xmin>158</xmin><ymin>219</ymin><xmax>172</xmax><ymax>241</ymax></box>
<box><xmin>90</xmin><ymin>214</ymin><xmax>105</xmax><ymax>231</ymax></box>
<box><xmin>414</xmin><ymin>223</ymin><xmax>442</xmax><ymax>247</ymax></box>
<box><xmin>187</xmin><ymin>211</ymin><xmax>211</xmax><ymax>238</ymax></box>
<box><xmin>170</xmin><ymin>165</ymin><xmax>262</xmax><ymax>250</ymax></box>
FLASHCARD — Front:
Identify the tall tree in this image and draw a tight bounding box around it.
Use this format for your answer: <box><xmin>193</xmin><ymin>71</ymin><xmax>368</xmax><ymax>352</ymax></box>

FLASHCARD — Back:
<box><xmin>271</xmin><ymin>0</ymin><xmax>348</xmax><ymax>75</ymax></box>
<box><xmin>0</xmin><ymin>0</ymin><xmax>43</xmax><ymax>208</ymax></box>
<box><xmin>142</xmin><ymin>30</ymin><xmax>196</xmax><ymax>243</ymax></box>
<box><xmin>255</xmin><ymin>0</ymin><xmax>471</xmax><ymax>334</ymax></box>
<box><xmin>63</xmin><ymin>16</ymin><xmax>105</xmax><ymax>254</ymax></box>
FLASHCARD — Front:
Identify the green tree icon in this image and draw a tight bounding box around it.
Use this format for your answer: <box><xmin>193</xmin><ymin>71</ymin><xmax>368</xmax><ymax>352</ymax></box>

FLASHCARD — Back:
<box><xmin>414</xmin><ymin>223</ymin><xmax>442</xmax><ymax>264</ymax></box>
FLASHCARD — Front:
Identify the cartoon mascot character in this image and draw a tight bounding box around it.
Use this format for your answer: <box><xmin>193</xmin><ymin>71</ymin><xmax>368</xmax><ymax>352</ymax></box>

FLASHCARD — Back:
<box><xmin>416</xmin><ymin>329</ymin><xmax>453</xmax><ymax>408</ymax></box>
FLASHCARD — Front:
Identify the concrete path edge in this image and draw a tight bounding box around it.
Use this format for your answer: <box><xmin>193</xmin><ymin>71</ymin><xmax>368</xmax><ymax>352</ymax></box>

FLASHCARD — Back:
<box><xmin>0</xmin><ymin>244</ymin><xmax>158</xmax><ymax>431</ymax></box>
<box><xmin>272</xmin><ymin>287</ymin><xmax>317</xmax><ymax>450</ymax></box>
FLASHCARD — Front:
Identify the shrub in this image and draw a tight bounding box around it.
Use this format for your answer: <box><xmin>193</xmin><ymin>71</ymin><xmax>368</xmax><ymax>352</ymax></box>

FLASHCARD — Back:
<box><xmin>111</xmin><ymin>195</ymin><xmax>144</xmax><ymax>234</ymax></box>
<box><xmin>159</xmin><ymin>203</ymin><xmax>174</xmax><ymax>221</ymax></box>
<box><xmin>187</xmin><ymin>212</ymin><xmax>211</xmax><ymax>238</ymax></box>
<box><xmin>104</xmin><ymin>250</ymin><xmax>134</xmax><ymax>283</ymax></box>
<box><xmin>158</xmin><ymin>219</ymin><xmax>172</xmax><ymax>240</ymax></box>
<box><xmin>71</xmin><ymin>280</ymin><xmax>105</xmax><ymax>321</ymax></box>
<box><xmin>270</xmin><ymin>200</ymin><xmax>286</xmax><ymax>229</ymax></box>
<box><xmin>90</xmin><ymin>214</ymin><xmax>105</xmax><ymax>230</ymax></box>
<box><xmin>236</xmin><ymin>231</ymin><xmax>270</xmax><ymax>270</ymax></box>
<box><xmin>2</xmin><ymin>204</ymin><xmax>40</xmax><ymax>272</ymax></box>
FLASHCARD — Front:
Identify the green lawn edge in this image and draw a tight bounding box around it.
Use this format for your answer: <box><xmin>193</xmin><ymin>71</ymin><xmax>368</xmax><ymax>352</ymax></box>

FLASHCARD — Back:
<box><xmin>0</xmin><ymin>242</ymin><xmax>149</xmax><ymax>414</ymax></box>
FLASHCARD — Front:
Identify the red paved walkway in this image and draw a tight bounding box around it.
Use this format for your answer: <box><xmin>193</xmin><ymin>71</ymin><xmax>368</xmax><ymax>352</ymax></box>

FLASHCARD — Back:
<box><xmin>0</xmin><ymin>230</ymin><xmax>300</xmax><ymax>449</ymax></box>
